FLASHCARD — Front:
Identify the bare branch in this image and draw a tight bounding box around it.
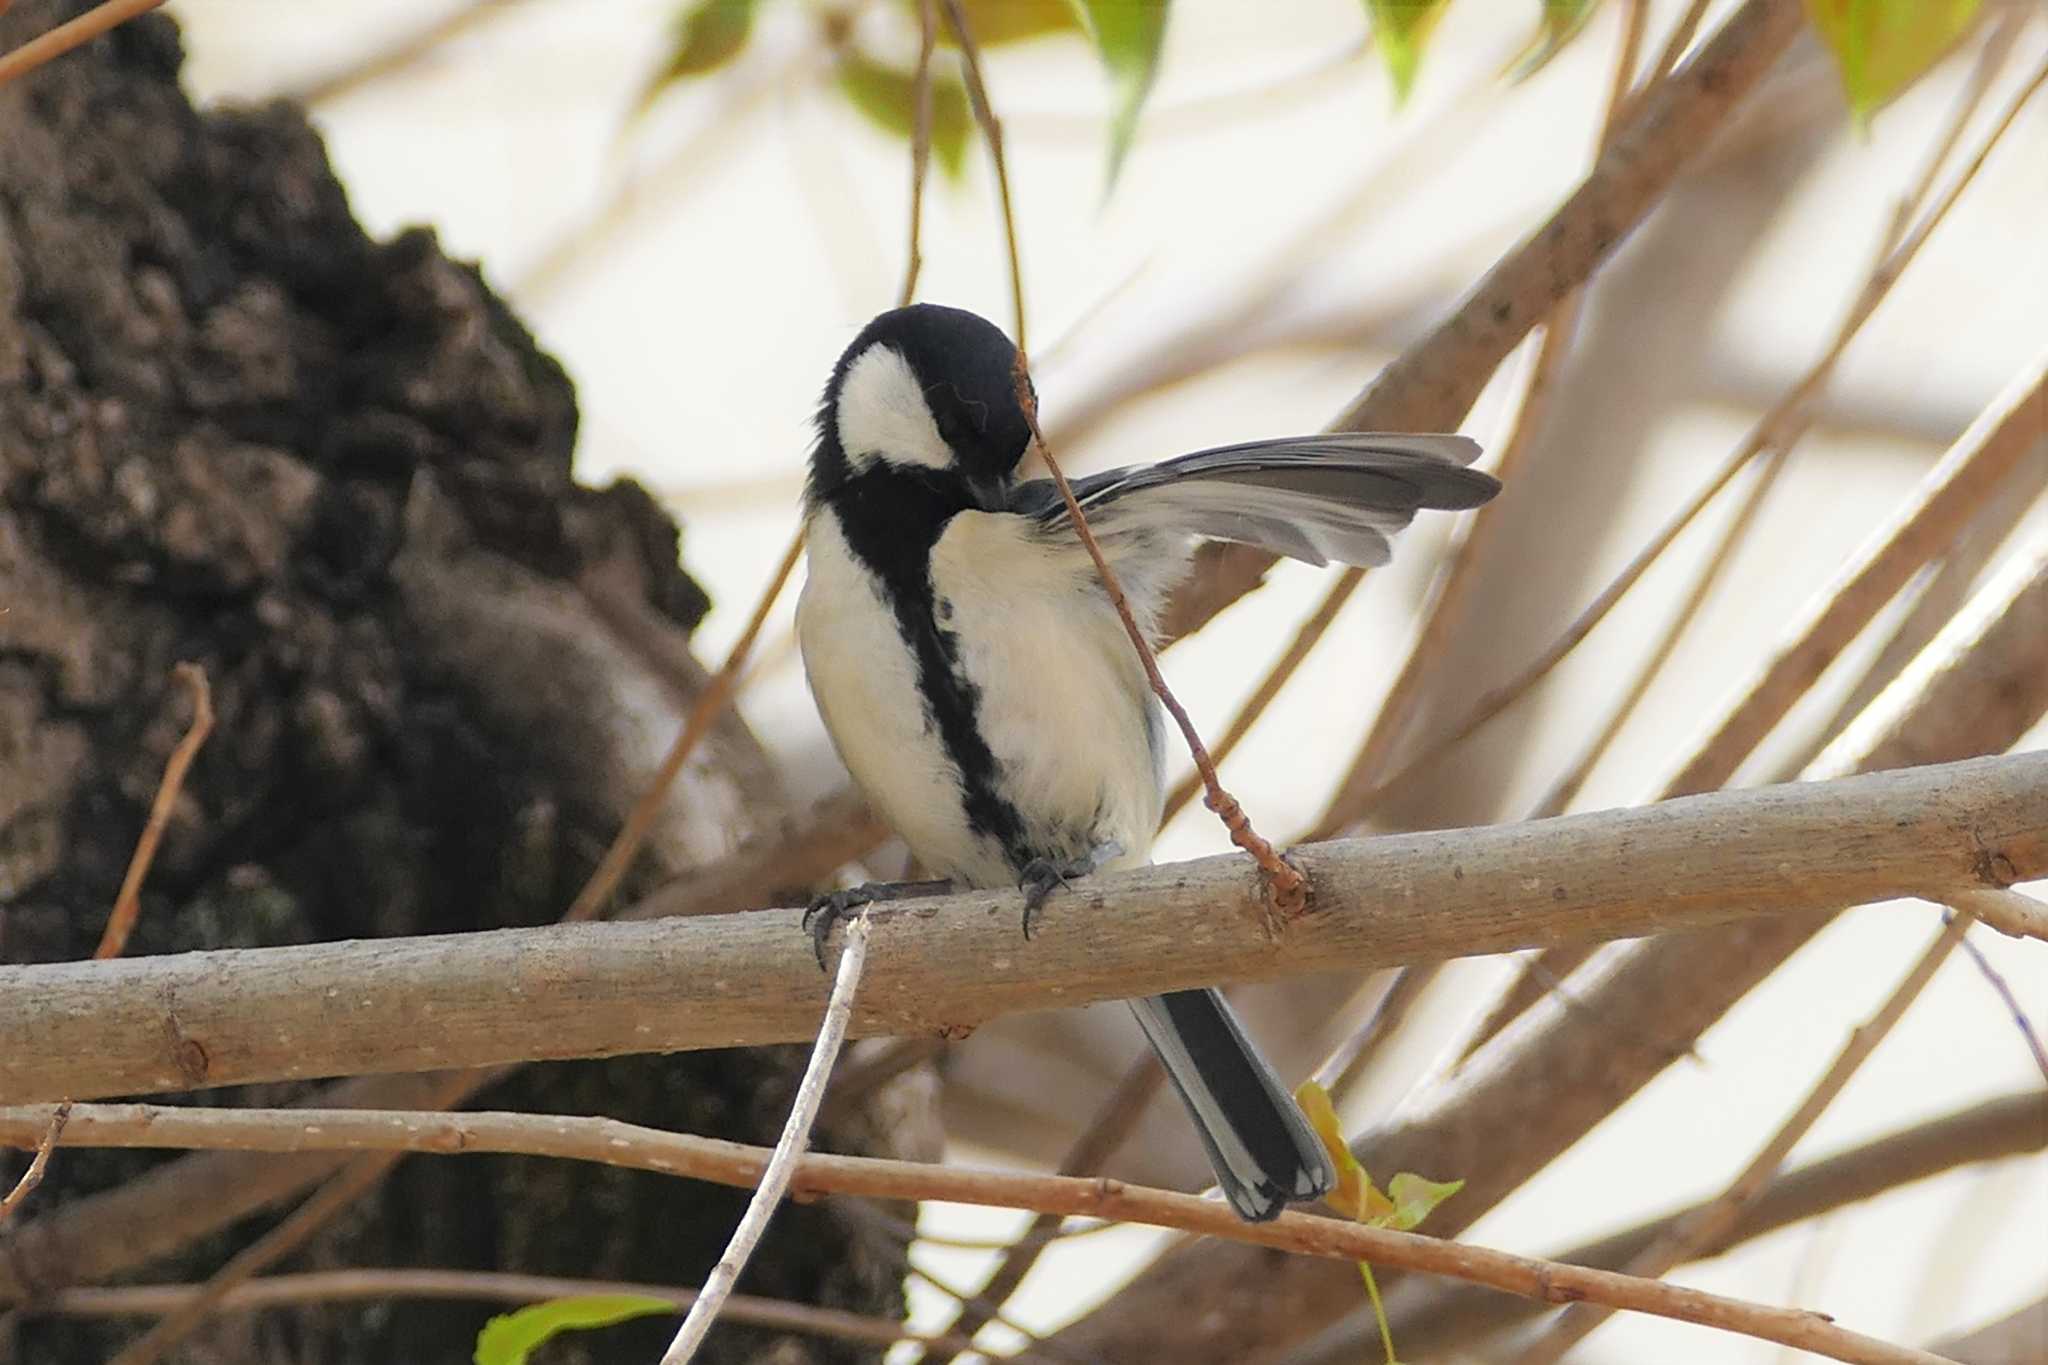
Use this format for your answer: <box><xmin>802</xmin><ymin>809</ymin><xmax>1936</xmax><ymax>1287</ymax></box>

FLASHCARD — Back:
<box><xmin>660</xmin><ymin>910</ymin><xmax>871</xmax><ymax>1362</ymax></box>
<box><xmin>1513</xmin><ymin>913</ymin><xmax>1973</xmax><ymax>1361</ymax></box>
<box><xmin>2</xmin><ymin>754</ymin><xmax>2043</xmax><ymax>1104</ymax></box>
<box><xmin>0</xmin><ymin>0</ymin><xmax>162</xmax><ymax>87</ymax></box>
<box><xmin>97</xmin><ymin>664</ymin><xmax>212</xmax><ymax>960</ymax></box>
<box><xmin>939</xmin><ymin>0</ymin><xmax>1025</xmax><ymax>349</ymax></box>
<box><xmin>0</xmin><ymin>1102</ymin><xmax>1970</xmax><ymax>1365</ymax></box>
<box><xmin>28</xmin><ymin>1268</ymin><xmax>988</xmax><ymax>1357</ymax></box>
<box><xmin>1051</xmin><ymin>531</ymin><xmax>2048</xmax><ymax>1362</ymax></box>
<box><xmin>1362</xmin><ymin>1092</ymin><xmax>2048</xmax><ymax>1360</ymax></box>
<box><xmin>1163</xmin><ymin>0</ymin><xmax>1809</xmax><ymax>641</ymax></box>
<box><xmin>899</xmin><ymin>0</ymin><xmax>936</xmax><ymax>308</ymax></box>
<box><xmin>0</xmin><ymin>1101</ymin><xmax>68</xmax><ymax>1227</ymax></box>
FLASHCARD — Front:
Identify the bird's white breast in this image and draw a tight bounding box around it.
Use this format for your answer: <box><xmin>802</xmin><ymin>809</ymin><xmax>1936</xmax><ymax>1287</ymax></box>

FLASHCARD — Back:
<box><xmin>928</xmin><ymin>511</ymin><xmax>1162</xmax><ymax>874</ymax></box>
<box><xmin>797</xmin><ymin>511</ymin><xmax>1010</xmax><ymax>884</ymax></box>
<box><xmin>796</xmin><ymin>507</ymin><xmax>1162</xmax><ymax>889</ymax></box>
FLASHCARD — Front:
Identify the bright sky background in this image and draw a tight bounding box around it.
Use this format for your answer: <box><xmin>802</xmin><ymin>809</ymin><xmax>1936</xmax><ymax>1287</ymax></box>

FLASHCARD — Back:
<box><xmin>166</xmin><ymin>2</ymin><xmax>2047</xmax><ymax>1359</ymax></box>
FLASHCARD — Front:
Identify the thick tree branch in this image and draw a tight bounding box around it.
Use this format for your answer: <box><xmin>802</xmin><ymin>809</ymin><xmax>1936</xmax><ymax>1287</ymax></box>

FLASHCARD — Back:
<box><xmin>0</xmin><ymin>756</ymin><xmax>2041</xmax><ymax>1104</ymax></box>
<box><xmin>1053</xmin><ymin>535</ymin><xmax>2048</xmax><ymax>1361</ymax></box>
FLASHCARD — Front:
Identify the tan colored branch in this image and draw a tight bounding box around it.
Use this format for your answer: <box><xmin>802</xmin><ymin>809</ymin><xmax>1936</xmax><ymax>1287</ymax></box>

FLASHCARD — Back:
<box><xmin>1051</xmin><ymin>533</ymin><xmax>2048</xmax><ymax>1363</ymax></box>
<box><xmin>1162</xmin><ymin>0</ymin><xmax>1808</xmax><ymax>640</ymax></box>
<box><xmin>2</xmin><ymin>755</ymin><xmax>2042</xmax><ymax>1105</ymax></box>
<box><xmin>1362</xmin><ymin>1092</ymin><xmax>2048</xmax><ymax>1360</ymax></box>
<box><xmin>0</xmin><ymin>1103</ymin><xmax>1967</xmax><ymax>1365</ymax></box>
<box><xmin>27</xmin><ymin>1268</ymin><xmax>989</xmax><ymax>1358</ymax></box>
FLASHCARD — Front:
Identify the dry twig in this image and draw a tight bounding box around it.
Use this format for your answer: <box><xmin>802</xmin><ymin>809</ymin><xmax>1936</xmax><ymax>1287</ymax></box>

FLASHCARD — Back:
<box><xmin>0</xmin><ymin>1101</ymin><xmax>69</xmax><ymax>1227</ymax></box>
<box><xmin>659</xmin><ymin>909</ymin><xmax>872</xmax><ymax>1362</ymax></box>
<box><xmin>938</xmin><ymin>0</ymin><xmax>1025</xmax><ymax>349</ymax></box>
<box><xmin>0</xmin><ymin>1102</ymin><xmax>1963</xmax><ymax>1365</ymax></box>
<box><xmin>0</xmin><ymin>0</ymin><xmax>162</xmax><ymax>86</ymax></box>
<box><xmin>898</xmin><ymin>0</ymin><xmax>937</xmax><ymax>308</ymax></box>
<box><xmin>1513</xmin><ymin>912</ymin><xmax>1973</xmax><ymax>1362</ymax></box>
<box><xmin>97</xmin><ymin>664</ymin><xmax>213</xmax><ymax>960</ymax></box>
<box><xmin>1011</xmin><ymin>356</ymin><xmax>1305</xmax><ymax>914</ymax></box>
<box><xmin>31</xmin><ymin>1268</ymin><xmax>988</xmax><ymax>1356</ymax></box>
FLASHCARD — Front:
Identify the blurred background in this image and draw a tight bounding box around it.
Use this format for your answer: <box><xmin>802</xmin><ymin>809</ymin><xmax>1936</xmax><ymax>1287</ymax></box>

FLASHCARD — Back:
<box><xmin>155</xmin><ymin>0</ymin><xmax>2048</xmax><ymax>1359</ymax></box>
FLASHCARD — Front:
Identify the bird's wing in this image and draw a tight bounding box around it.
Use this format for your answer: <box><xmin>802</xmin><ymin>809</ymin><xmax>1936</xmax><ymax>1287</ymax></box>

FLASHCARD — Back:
<box><xmin>1005</xmin><ymin>433</ymin><xmax>1497</xmax><ymax>569</ymax></box>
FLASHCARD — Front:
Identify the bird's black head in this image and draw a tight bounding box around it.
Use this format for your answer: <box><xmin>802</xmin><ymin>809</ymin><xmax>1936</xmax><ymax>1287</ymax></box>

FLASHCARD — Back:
<box><xmin>808</xmin><ymin>304</ymin><xmax>1034</xmax><ymax>510</ymax></box>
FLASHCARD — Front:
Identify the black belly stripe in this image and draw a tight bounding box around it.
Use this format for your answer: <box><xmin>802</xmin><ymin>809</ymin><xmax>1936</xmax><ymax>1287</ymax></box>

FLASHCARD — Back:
<box><xmin>819</xmin><ymin>468</ymin><xmax>1031</xmax><ymax>872</ymax></box>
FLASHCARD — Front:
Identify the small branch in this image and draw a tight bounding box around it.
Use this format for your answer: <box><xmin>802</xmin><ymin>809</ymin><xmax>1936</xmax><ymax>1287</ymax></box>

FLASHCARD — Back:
<box><xmin>285</xmin><ymin>0</ymin><xmax>516</xmax><ymax>106</ymax></box>
<box><xmin>899</xmin><ymin>0</ymin><xmax>937</xmax><ymax>308</ymax></box>
<box><xmin>658</xmin><ymin>909</ymin><xmax>871</xmax><ymax>1364</ymax></box>
<box><xmin>0</xmin><ymin>0</ymin><xmax>163</xmax><ymax>87</ymax></box>
<box><xmin>105</xmin><ymin>1153</ymin><xmax>403</xmax><ymax>1365</ymax></box>
<box><xmin>939</xmin><ymin>0</ymin><xmax>1026</xmax><ymax>350</ymax></box>
<box><xmin>1012</xmin><ymin>355</ymin><xmax>1305</xmax><ymax>915</ymax></box>
<box><xmin>1376</xmin><ymin>1091</ymin><xmax>2048</xmax><ymax>1359</ymax></box>
<box><xmin>1513</xmin><ymin>912</ymin><xmax>1972</xmax><ymax>1363</ymax></box>
<box><xmin>5</xmin><ymin>754</ymin><xmax>2044</xmax><ymax>1103</ymax></box>
<box><xmin>28</xmin><ymin>1268</ymin><xmax>988</xmax><ymax>1356</ymax></box>
<box><xmin>1943</xmin><ymin>887</ymin><xmax>2048</xmax><ymax>944</ymax></box>
<box><xmin>567</xmin><ymin>526</ymin><xmax>805</xmax><ymax>922</ymax></box>
<box><xmin>0</xmin><ymin>1102</ymin><xmax>1960</xmax><ymax>1365</ymax></box>
<box><xmin>98</xmin><ymin>664</ymin><xmax>213</xmax><ymax>960</ymax></box>
<box><xmin>0</xmin><ymin>1102</ymin><xmax>68</xmax><ymax>1227</ymax></box>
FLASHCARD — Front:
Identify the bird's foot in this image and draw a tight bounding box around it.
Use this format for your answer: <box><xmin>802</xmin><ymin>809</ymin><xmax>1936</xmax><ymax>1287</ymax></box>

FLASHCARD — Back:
<box><xmin>1017</xmin><ymin>840</ymin><xmax>1124</xmax><ymax>939</ymax></box>
<box><xmin>802</xmin><ymin>878</ymin><xmax>952</xmax><ymax>970</ymax></box>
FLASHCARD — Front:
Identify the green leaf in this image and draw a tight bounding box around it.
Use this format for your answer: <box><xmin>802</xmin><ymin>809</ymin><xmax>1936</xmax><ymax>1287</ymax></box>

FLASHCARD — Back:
<box><xmin>930</xmin><ymin>0</ymin><xmax>1083</xmax><ymax>48</ymax></box>
<box><xmin>474</xmin><ymin>1295</ymin><xmax>674</xmax><ymax>1365</ymax></box>
<box><xmin>636</xmin><ymin>0</ymin><xmax>758</xmax><ymax>117</ymax></box>
<box><xmin>1365</xmin><ymin>0</ymin><xmax>1455</xmax><ymax>103</ymax></box>
<box><xmin>1511</xmin><ymin>0</ymin><xmax>1601</xmax><ymax>81</ymax></box>
<box><xmin>1803</xmin><ymin>0</ymin><xmax>1983</xmax><ymax>121</ymax></box>
<box><xmin>1384</xmin><ymin>1171</ymin><xmax>1464</xmax><ymax>1232</ymax></box>
<box><xmin>837</xmin><ymin>50</ymin><xmax>974</xmax><ymax>180</ymax></box>
<box><xmin>1070</xmin><ymin>0</ymin><xmax>1170</xmax><ymax>189</ymax></box>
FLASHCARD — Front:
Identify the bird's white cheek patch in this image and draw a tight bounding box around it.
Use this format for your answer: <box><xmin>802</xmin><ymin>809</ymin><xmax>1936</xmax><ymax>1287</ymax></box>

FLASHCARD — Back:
<box><xmin>836</xmin><ymin>345</ymin><xmax>952</xmax><ymax>474</ymax></box>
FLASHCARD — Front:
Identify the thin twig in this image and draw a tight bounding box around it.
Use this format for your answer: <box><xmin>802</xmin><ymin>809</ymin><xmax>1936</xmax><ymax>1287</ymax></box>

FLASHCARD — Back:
<box><xmin>0</xmin><ymin>0</ymin><xmax>162</xmax><ymax>86</ymax></box>
<box><xmin>97</xmin><ymin>663</ymin><xmax>213</xmax><ymax>959</ymax></box>
<box><xmin>568</xmin><ymin>526</ymin><xmax>805</xmax><ymax>922</ymax></box>
<box><xmin>898</xmin><ymin>0</ymin><xmax>937</xmax><ymax>307</ymax></box>
<box><xmin>658</xmin><ymin>909</ymin><xmax>872</xmax><ymax>1363</ymax></box>
<box><xmin>31</xmin><ymin>1268</ymin><xmax>989</xmax><ymax>1356</ymax></box>
<box><xmin>1010</xmin><ymin>355</ymin><xmax>1305</xmax><ymax>915</ymax></box>
<box><xmin>1942</xmin><ymin>887</ymin><xmax>2048</xmax><ymax>944</ymax></box>
<box><xmin>938</xmin><ymin>0</ymin><xmax>1026</xmax><ymax>349</ymax></box>
<box><xmin>0</xmin><ymin>1102</ymin><xmax>68</xmax><ymax>1227</ymax></box>
<box><xmin>105</xmin><ymin>1152</ymin><xmax>402</xmax><ymax>1365</ymax></box>
<box><xmin>1513</xmin><ymin>911</ymin><xmax>1973</xmax><ymax>1363</ymax></box>
<box><xmin>2</xmin><ymin>1102</ymin><xmax>1965</xmax><ymax>1365</ymax></box>
<box><xmin>1649</xmin><ymin>0</ymin><xmax>1716</xmax><ymax>82</ymax></box>
<box><xmin>1307</xmin><ymin>0</ymin><xmax>1648</xmax><ymax>837</ymax></box>
<box><xmin>1312</xmin><ymin>963</ymin><xmax>1441</xmax><ymax>1096</ymax></box>
<box><xmin>1378</xmin><ymin>1091</ymin><xmax>2047</xmax><ymax>1358</ymax></box>
<box><xmin>1316</xmin><ymin>54</ymin><xmax>2048</xmax><ymax>836</ymax></box>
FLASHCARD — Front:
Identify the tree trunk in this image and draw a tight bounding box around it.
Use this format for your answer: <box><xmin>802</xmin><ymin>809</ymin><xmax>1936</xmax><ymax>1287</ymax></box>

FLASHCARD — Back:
<box><xmin>0</xmin><ymin>4</ymin><xmax>927</xmax><ymax>1360</ymax></box>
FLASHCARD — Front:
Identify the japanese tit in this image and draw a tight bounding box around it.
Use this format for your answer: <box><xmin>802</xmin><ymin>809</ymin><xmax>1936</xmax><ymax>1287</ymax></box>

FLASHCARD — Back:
<box><xmin>796</xmin><ymin>303</ymin><xmax>1498</xmax><ymax>1221</ymax></box>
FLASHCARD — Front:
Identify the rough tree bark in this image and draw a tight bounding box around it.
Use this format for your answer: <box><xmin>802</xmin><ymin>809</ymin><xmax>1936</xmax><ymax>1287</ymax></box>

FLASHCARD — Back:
<box><xmin>0</xmin><ymin>4</ymin><xmax>928</xmax><ymax>1361</ymax></box>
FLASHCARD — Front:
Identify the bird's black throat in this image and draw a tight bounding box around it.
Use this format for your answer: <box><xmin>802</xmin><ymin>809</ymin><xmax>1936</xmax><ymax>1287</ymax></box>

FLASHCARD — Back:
<box><xmin>813</xmin><ymin>457</ymin><xmax>1032</xmax><ymax>869</ymax></box>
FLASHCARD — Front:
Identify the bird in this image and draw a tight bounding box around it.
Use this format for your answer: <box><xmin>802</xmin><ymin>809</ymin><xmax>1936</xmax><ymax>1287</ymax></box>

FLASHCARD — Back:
<box><xmin>794</xmin><ymin>303</ymin><xmax>1499</xmax><ymax>1221</ymax></box>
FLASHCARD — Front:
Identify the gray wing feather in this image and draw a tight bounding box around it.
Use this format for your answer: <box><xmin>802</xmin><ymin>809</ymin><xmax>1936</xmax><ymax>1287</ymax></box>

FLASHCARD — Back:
<box><xmin>1010</xmin><ymin>432</ymin><xmax>1497</xmax><ymax>569</ymax></box>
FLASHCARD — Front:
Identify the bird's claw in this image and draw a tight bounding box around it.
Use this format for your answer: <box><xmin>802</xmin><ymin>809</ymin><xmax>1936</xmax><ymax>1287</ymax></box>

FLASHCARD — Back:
<box><xmin>1016</xmin><ymin>841</ymin><xmax>1122</xmax><ymax>939</ymax></box>
<box><xmin>803</xmin><ymin>886</ymin><xmax>877</xmax><ymax>971</ymax></box>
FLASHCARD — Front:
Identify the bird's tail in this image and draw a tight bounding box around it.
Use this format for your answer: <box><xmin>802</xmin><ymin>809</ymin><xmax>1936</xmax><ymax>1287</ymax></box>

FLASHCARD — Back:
<box><xmin>1128</xmin><ymin>988</ymin><xmax>1336</xmax><ymax>1222</ymax></box>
